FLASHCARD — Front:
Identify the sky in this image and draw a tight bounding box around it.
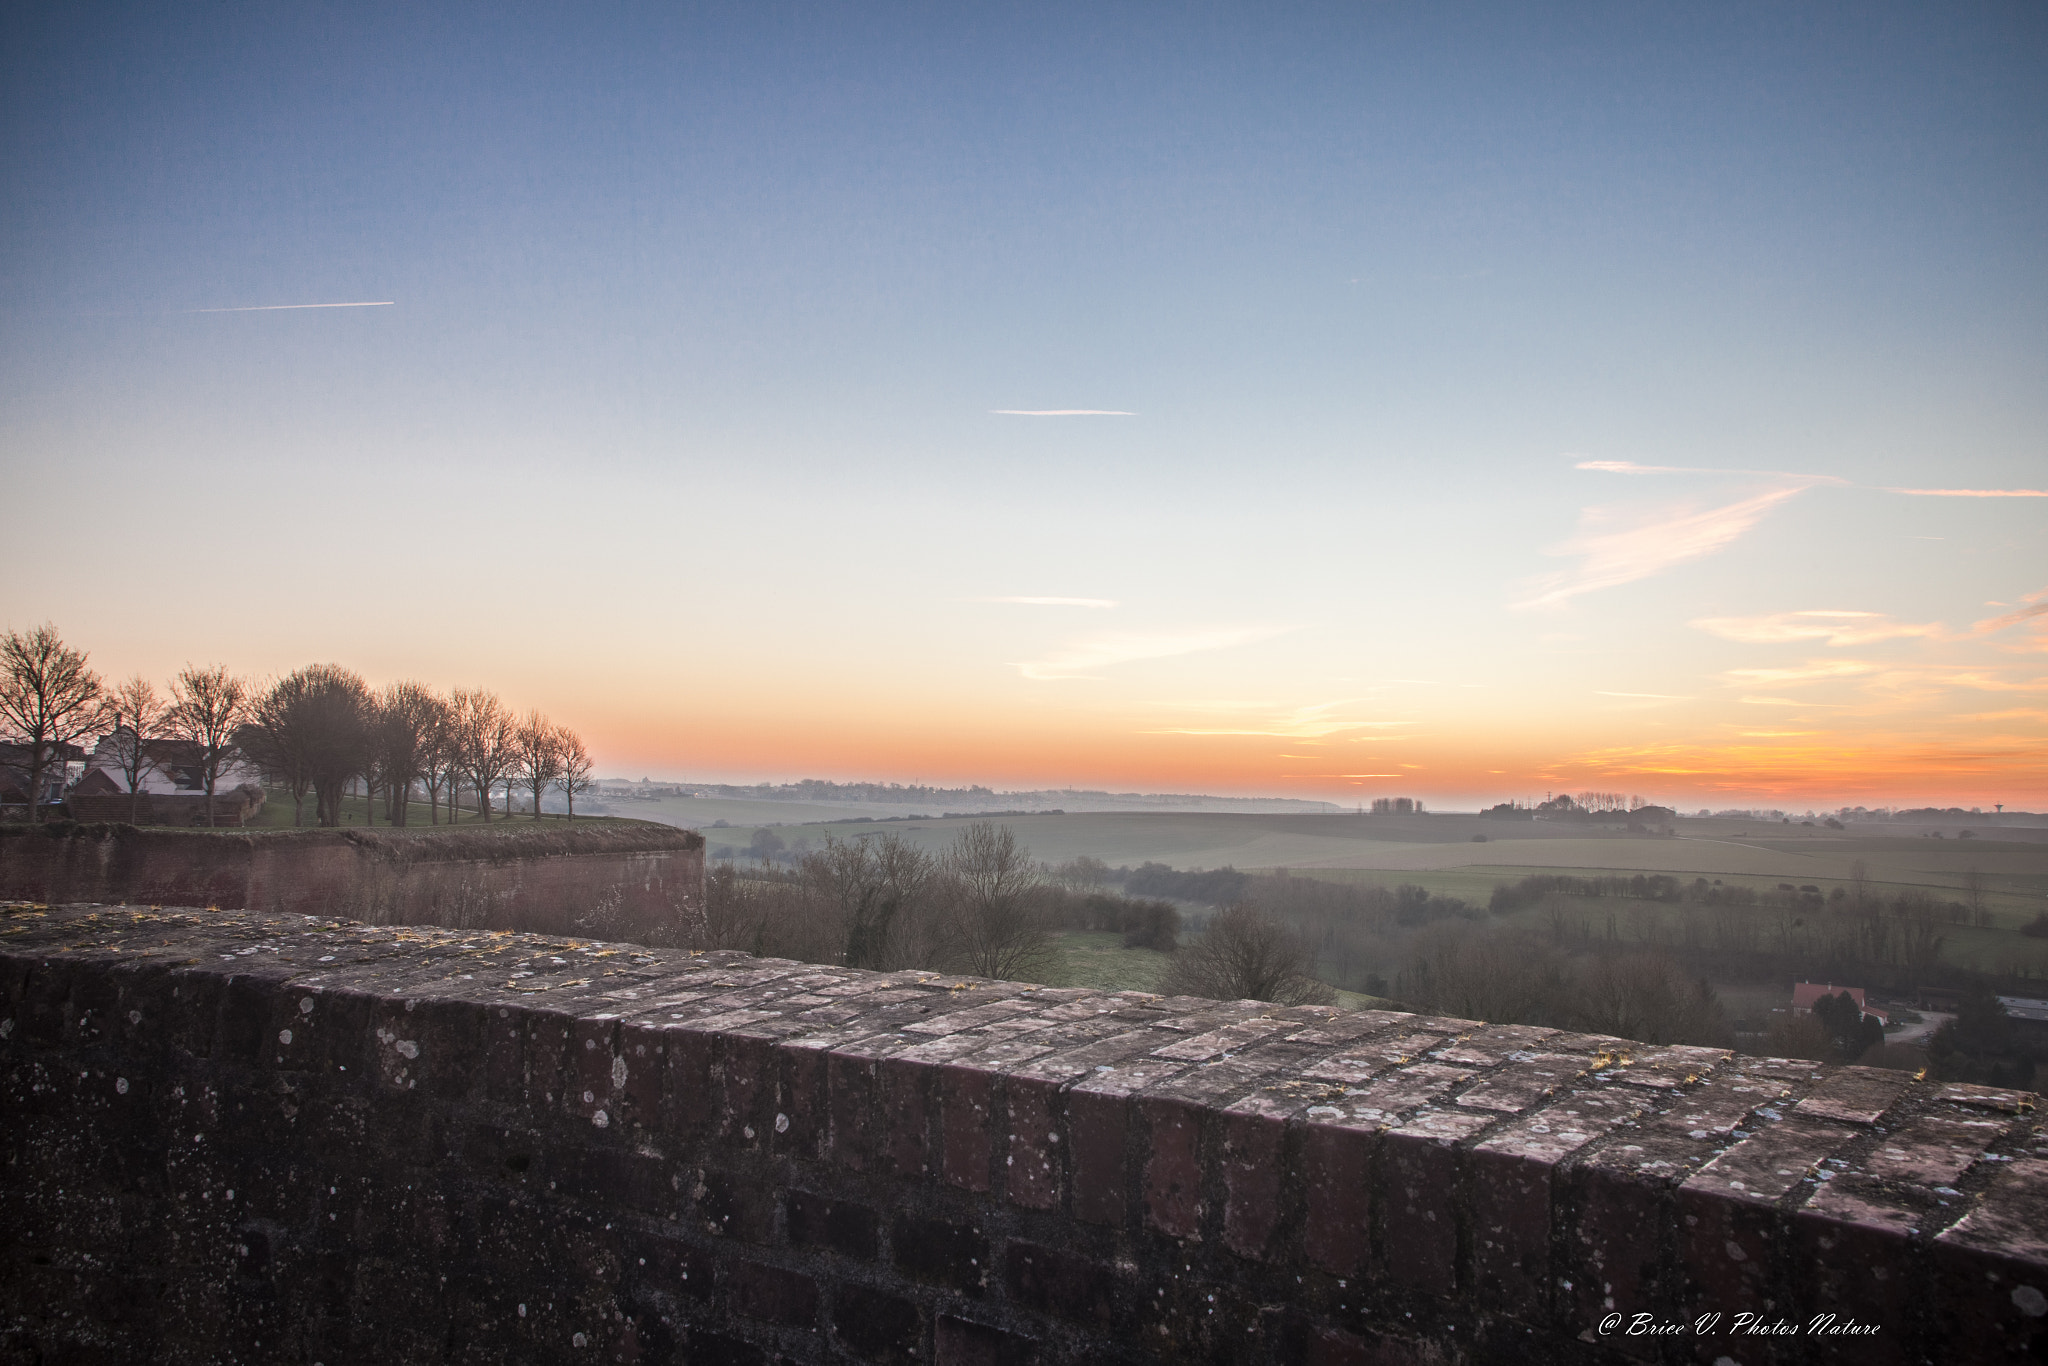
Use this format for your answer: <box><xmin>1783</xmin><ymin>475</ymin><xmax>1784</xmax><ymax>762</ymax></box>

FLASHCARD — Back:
<box><xmin>3</xmin><ymin>2</ymin><xmax>2044</xmax><ymax>809</ymax></box>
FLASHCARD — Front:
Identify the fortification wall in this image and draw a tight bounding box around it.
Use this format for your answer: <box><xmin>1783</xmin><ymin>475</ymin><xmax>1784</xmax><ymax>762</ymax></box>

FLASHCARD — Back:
<box><xmin>0</xmin><ymin>823</ymin><xmax>704</xmax><ymax>942</ymax></box>
<box><xmin>3</xmin><ymin>903</ymin><xmax>2045</xmax><ymax>1365</ymax></box>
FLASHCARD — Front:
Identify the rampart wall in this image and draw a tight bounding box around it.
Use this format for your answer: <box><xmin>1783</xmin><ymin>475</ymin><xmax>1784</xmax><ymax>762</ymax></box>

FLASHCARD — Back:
<box><xmin>3</xmin><ymin>903</ymin><xmax>2045</xmax><ymax>1365</ymax></box>
<box><xmin>0</xmin><ymin>823</ymin><xmax>704</xmax><ymax>943</ymax></box>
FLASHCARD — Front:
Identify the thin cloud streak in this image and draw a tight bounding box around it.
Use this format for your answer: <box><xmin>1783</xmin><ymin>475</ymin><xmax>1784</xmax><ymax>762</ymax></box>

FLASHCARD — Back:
<box><xmin>1885</xmin><ymin>487</ymin><xmax>2048</xmax><ymax>497</ymax></box>
<box><xmin>1516</xmin><ymin>486</ymin><xmax>1807</xmax><ymax>609</ymax></box>
<box><xmin>1722</xmin><ymin>660</ymin><xmax>1882</xmax><ymax>686</ymax></box>
<box><xmin>977</xmin><ymin>596</ymin><xmax>1118</xmax><ymax>608</ymax></box>
<box><xmin>1692</xmin><ymin>609</ymin><xmax>1944</xmax><ymax>647</ymax></box>
<box><xmin>1574</xmin><ymin>459</ymin><xmax>1845</xmax><ymax>484</ymax></box>
<box><xmin>1014</xmin><ymin>625</ymin><xmax>1292</xmax><ymax>681</ymax></box>
<box><xmin>1143</xmin><ymin>698</ymin><xmax>1417</xmax><ymax>738</ymax></box>
<box><xmin>990</xmin><ymin>409</ymin><xmax>1135</xmax><ymax>416</ymax></box>
<box><xmin>186</xmin><ymin>301</ymin><xmax>396</xmax><ymax>312</ymax></box>
<box><xmin>1972</xmin><ymin>590</ymin><xmax>2048</xmax><ymax>636</ymax></box>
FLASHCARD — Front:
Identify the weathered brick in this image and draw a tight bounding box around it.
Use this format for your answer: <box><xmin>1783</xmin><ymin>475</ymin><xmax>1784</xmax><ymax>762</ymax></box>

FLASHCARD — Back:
<box><xmin>1569</xmin><ymin>1128</ymin><xmax>1718</xmax><ymax>1326</ymax></box>
<box><xmin>724</xmin><ymin>1259</ymin><xmax>819</xmax><ymax>1326</ymax></box>
<box><xmin>1676</xmin><ymin>1118</ymin><xmax>1853</xmax><ymax>1319</ymax></box>
<box><xmin>935</xmin><ymin>1314</ymin><xmax>1036</xmax><ymax>1366</ymax></box>
<box><xmin>1793</xmin><ymin>1176</ymin><xmax>1921</xmax><ymax>1359</ymax></box>
<box><xmin>832</xmin><ymin>1284</ymin><xmax>921</xmax><ymax>1363</ymax></box>
<box><xmin>1005</xmin><ymin>1241</ymin><xmax>1118</xmax><ymax>1327</ymax></box>
<box><xmin>1455</xmin><ymin>1052</ymin><xmax>1594</xmax><ymax>1115</ymax></box>
<box><xmin>936</xmin><ymin>1061</ymin><xmax>994</xmax><ymax>1192</ymax></box>
<box><xmin>785</xmin><ymin>1189</ymin><xmax>879</xmax><ymax>1260</ymax></box>
<box><xmin>1793</xmin><ymin>1064</ymin><xmax>1913</xmax><ymax>1126</ymax></box>
<box><xmin>696</xmin><ymin>1168</ymin><xmax>776</xmax><ymax>1244</ymax></box>
<box><xmin>893</xmin><ymin>1213</ymin><xmax>988</xmax><ymax>1293</ymax></box>
<box><xmin>1864</xmin><ymin>1113</ymin><xmax>2004</xmax><ymax>1188</ymax></box>
<box><xmin>1219</xmin><ymin>1098</ymin><xmax>1291</xmax><ymax>1261</ymax></box>
<box><xmin>1469</xmin><ymin>1089</ymin><xmax>1645</xmax><ymax>1315</ymax></box>
<box><xmin>1931</xmin><ymin>1157</ymin><xmax>2048</xmax><ymax>1364</ymax></box>
<box><xmin>1381</xmin><ymin>1109</ymin><xmax>1492</xmax><ymax>1295</ymax></box>
<box><xmin>1301</xmin><ymin>1116</ymin><xmax>1375</xmax><ymax>1278</ymax></box>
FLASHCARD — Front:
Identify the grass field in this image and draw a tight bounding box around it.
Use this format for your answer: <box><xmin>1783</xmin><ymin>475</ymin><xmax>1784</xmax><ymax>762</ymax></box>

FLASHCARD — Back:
<box><xmin>1042</xmin><ymin>930</ymin><xmax>1385</xmax><ymax>1010</ymax></box>
<box><xmin>674</xmin><ymin>808</ymin><xmax>2048</xmax><ymax>913</ymax></box>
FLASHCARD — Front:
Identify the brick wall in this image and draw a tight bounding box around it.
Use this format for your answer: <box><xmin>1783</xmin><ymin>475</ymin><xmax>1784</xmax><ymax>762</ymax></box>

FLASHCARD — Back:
<box><xmin>0</xmin><ymin>823</ymin><xmax>704</xmax><ymax>943</ymax></box>
<box><xmin>2</xmin><ymin>903</ymin><xmax>2044</xmax><ymax>1364</ymax></box>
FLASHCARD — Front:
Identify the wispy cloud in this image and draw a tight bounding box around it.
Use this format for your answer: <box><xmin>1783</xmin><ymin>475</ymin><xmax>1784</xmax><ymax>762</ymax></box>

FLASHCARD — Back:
<box><xmin>1574</xmin><ymin>459</ymin><xmax>1844</xmax><ymax>484</ymax></box>
<box><xmin>1143</xmin><ymin>698</ymin><xmax>1413</xmax><ymax>738</ymax></box>
<box><xmin>1692</xmin><ymin>609</ymin><xmax>1944</xmax><ymax>647</ymax></box>
<box><xmin>1884</xmin><ymin>486</ymin><xmax>2048</xmax><ymax>498</ymax></box>
<box><xmin>976</xmin><ymin>596</ymin><xmax>1118</xmax><ymax>609</ymax></box>
<box><xmin>1971</xmin><ymin>588</ymin><xmax>2048</xmax><ymax>636</ymax></box>
<box><xmin>1721</xmin><ymin>660</ymin><xmax>1882</xmax><ymax>686</ymax></box>
<box><xmin>1014</xmin><ymin>625</ymin><xmax>1291</xmax><ymax>681</ymax></box>
<box><xmin>1740</xmin><ymin>696</ymin><xmax>1806</xmax><ymax>706</ymax></box>
<box><xmin>1594</xmin><ymin>691</ymin><xmax>1693</xmax><ymax>701</ymax></box>
<box><xmin>187</xmin><ymin>301</ymin><xmax>395</xmax><ymax>313</ymax></box>
<box><xmin>1515</xmin><ymin>486</ymin><xmax>1807</xmax><ymax>609</ymax></box>
<box><xmin>990</xmin><ymin>409</ymin><xmax>1135</xmax><ymax>416</ymax></box>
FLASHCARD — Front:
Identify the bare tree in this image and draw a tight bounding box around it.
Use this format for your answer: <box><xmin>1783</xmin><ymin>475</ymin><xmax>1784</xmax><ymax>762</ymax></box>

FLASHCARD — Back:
<box><xmin>1159</xmin><ymin>902</ymin><xmax>1336</xmax><ymax>1005</ymax></box>
<box><xmin>241</xmin><ymin>664</ymin><xmax>371</xmax><ymax>827</ymax></box>
<box><xmin>806</xmin><ymin>832</ymin><xmax>943</xmax><ymax>970</ymax></box>
<box><xmin>0</xmin><ymin>624</ymin><xmax>107</xmax><ymax>822</ymax></box>
<box><xmin>513</xmin><ymin>711</ymin><xmax>562</xmax><ymax>819</ymax></box>
<box><xmin>944</xmin><ymin>823</ymin><xmax>1057</xmax><ymax>981</ymax></box>
<box><xmin>168</xmin><ymin>665</ymin><xmax>251</xmax><ymax>827</ymax></box>
<box><xmin>451</xmin><ymin>688</ymin><xmax>516</xmax><ymax>823</ymax></box>
<box><xmin>105</xmin><ymin>674</ymin><xmax>169</xmax><ymax>824</ymax></box>
<box><xmin>418</xmin><ymin>695</ymin><xmax>458</xmax><ymax>824</ymax></box>
<box><xmin>554</xmin><ymin>726</ymin><xmax>594</xmax><ymax>820</ymax></box>
<box><xmin>375</xmin><ymin>681</ymin><xmax>444</xmax><ymax>828</ymax></box>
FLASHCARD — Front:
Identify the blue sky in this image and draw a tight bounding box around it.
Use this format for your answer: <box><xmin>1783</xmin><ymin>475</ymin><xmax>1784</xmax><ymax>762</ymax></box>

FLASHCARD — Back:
<box><xmin>5</xmin><ymin>2</ymin><xmax>2045</xmax><ymax>804</ymax></box>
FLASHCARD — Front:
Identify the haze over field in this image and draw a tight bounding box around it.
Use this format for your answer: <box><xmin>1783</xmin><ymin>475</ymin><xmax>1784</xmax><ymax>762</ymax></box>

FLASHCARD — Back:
<box><xmin>4</xmin><ymin>3</ymin><xmax>2044</xmax><ymax>808</ymax></box>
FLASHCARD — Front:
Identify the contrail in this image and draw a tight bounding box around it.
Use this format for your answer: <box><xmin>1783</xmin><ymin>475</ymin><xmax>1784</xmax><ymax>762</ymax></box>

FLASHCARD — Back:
<box><xmin>186</xmin><ymin>301</ymin><xmax>395</xmax><ymax>313</ymax></box>
<box><xmin>990</xmin><ymin>409</ymin><xmax>1135</xmax><ymax>416</ymax></box>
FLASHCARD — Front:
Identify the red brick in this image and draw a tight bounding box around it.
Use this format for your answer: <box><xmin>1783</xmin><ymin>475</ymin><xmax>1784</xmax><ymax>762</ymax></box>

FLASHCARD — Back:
<box><xmin>1219</xmin><ymin>1101</ymin><xmax>1290</xmax><ymax>1261</ymax></box>
<box><xmin>661</xmin><ymin>1024</ymin><xmax>718</xmax><ymax>1145</ymax></box>
<box><xmin>826</xmin><ymin>1048</ymin><xmax>886</xmax><ymax>1169</ymax></box>
<box><xmin>1455</xmin><ymin>1052</ymin><xmax>1595</xmax><ymax>1115</ymax></box>
<box><xmin>892</xmin><ymin>1213</ymin><xmax>988</xmax><ymax>1293</ymax></box>
<box><xmin>1569</xmin><ymin>1129</ymin><xmax>1718</xmax><ymax>1325</ymax></box>
<box><xmin>724</xmin><ymin>1259</ymin><xmax>818</xmax><ymax>1326</ymax></box>
<box><xmin>878</xmin><ymin>1053</ymin><xmax>937</xmax><ymax>1178</ymax></box>
<box><xmin>1138</xmin><ymin>1093</ymin><xmax>1204</xmax><ymax>1239</ymax></box>
<box><xmin>1004</xmin><ymin>1241</ymin><xmax>1117</xmax><ymax>1327</ymax></box>
<box><xmin>936</xmin><ymin>1063</ymin><xmax>993</xmax><ymax>1192</ymax></box>
<box><xmin>1381</xmin><ymin>1109</ymin><xmax>1492</xmax><ymax>1295</ymax></box>
<box><xmin>1676</xmin><ymin>1118</ymin><xmax>1853</xmax><ymax>1320</ymax></box>
<box><xmin>935</xmin><ymin>1314</ymin><xmax>1036</xmax><ymax>1366</ymax></box>
<box><xmin>1301</xmin><ymin>1118</ymin><xmax>1375</xmax><ymax>1277</ymax></box>
<box><xmin>1793</xmin><ymin>1065</ymin><xmax>1913</xmax><ymax>1126</ymax></box>
<box><xmin>567</xmin><ymin>1015</ymin><xmax>617</xmax><ymax>1122</ymax></box>
<box><xmin>1931</xmin><ymin>1158</ymin><xmax>2048</xmax><ymax>1364</ymax></box>
<box><xmin>1793</xmin><ymin>1177</ymin><xmax>1920</xmax><ymax>1362</ymax></box>
<box><xmin>1862</xmin><ymin>1113</ymin><xmax>2004</xmax><ymax>1188</ymax></box>
<box><xmin>1469</xmin><ymin>1090</ymin><xmax>1645</xmax><ymax>1315</ymax></box>
<box><xmin>787</xmin><ymin>1189</ymin><xmax>879</xmax><ymax>1260</ymax></box>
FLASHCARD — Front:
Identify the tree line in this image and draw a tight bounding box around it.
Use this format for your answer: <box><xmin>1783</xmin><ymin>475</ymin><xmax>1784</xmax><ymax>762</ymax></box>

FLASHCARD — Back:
<box><xmin>0</xmin><ymin>622</ymin><xmax>594</xmax><ymax>827</ymax></box>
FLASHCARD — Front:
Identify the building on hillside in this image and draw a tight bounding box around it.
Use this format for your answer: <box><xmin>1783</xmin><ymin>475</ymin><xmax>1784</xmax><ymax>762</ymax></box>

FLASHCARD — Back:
<box><xmin>66</xmin><ymin>729</ymin><xmax>268</xmax><ymax>826</ymax></box>
<box><xmin>1997</xmin><ymin>996</ymin><xmax>2048</xmax><ymax>1046</ymax></box>
<box><xmin>1792</xmin><ymin>981</ymin><xmax>1887</xmax><ymax>1026</ymax></box>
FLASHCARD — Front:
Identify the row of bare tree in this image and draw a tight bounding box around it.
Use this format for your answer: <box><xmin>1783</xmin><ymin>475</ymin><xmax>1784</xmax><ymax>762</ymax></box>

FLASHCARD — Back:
<box><xmin>239</xmin><ymin>666</ymin><xmax>594</xmax><ymax>827</ymax></box>
<box><xmin>0</xmin><ymin>623</ymin><xmax>594</xmax><ymax>828</ymax></box>
<box><xmin>692</xmin><ymin>825</ymin><xmax>1058</xmax><ymax>979</ymax></box>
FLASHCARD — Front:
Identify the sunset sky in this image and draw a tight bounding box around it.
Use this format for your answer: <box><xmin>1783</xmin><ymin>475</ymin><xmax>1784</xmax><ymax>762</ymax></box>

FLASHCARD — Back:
<box><xmin>4</xmin><ymin>3</ymin><xmax>2044</xmax><ymax>808</ymax></box>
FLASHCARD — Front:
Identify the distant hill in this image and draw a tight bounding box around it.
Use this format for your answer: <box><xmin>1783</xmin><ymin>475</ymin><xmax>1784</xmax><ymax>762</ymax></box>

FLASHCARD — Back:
<box><xmin>594</xmin><ymin>777</ymin><xmax>1340</xmax><ymax>815</ymax></box>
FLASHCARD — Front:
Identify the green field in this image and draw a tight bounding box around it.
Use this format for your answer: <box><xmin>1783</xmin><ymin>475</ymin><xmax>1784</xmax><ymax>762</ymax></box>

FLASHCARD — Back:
<box><xmin>677</xmin><ymin>807</ymin><xmax>2048</xmax><ymax>912</ymax></box>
